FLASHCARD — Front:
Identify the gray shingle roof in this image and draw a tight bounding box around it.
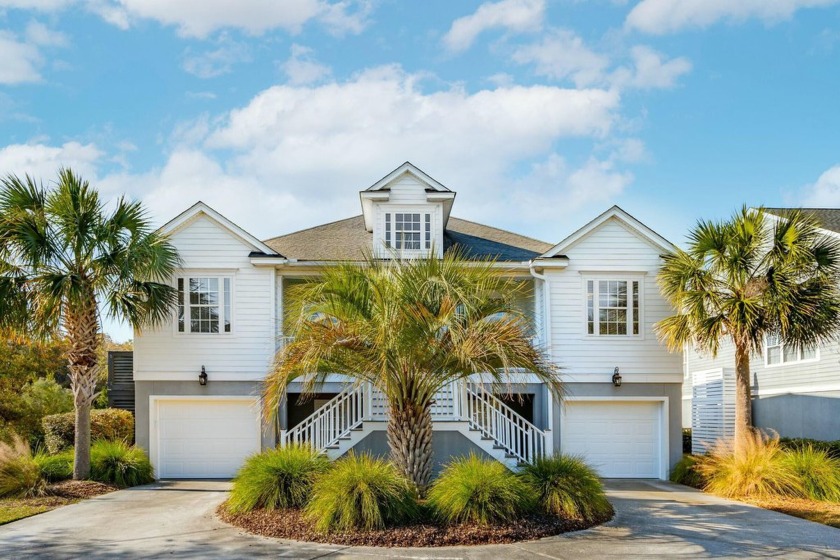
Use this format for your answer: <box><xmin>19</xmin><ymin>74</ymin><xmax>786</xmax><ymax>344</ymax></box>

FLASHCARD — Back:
<box><xmin>263</xmin><ymin>215</ymin><xmax>552</xmax><ymax>261</ymax></box>
<box><xmin>764</xmin><ymin>208</ymin><xmax>840</xmax><ymax>234</ymax></box>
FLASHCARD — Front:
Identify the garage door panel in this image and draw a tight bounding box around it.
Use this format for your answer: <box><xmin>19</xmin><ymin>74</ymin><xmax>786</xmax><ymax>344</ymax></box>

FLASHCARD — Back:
<box><xmin>155</xmin><ymin>399</ymin><xmax>260</xmax><ymax>479</ymax></box>
<box><xmin>561</xmin><ymin>401</ymin><xmax>663</xmax><ymax>479</ymax></box>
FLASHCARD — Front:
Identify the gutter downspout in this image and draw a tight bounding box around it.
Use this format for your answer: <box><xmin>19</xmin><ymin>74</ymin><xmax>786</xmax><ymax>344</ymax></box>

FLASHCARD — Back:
<box><xmin>529</xmin><ymin>261</ymin><xmax>555</xmax><ymax>452</ymax></box>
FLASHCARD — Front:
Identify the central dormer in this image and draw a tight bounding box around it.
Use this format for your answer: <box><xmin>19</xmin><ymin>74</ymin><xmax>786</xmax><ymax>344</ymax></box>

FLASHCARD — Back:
<box><xmin>360</xmin><ymin>162</ymin><xmax>456</xmax><ymax>258</ymax></box>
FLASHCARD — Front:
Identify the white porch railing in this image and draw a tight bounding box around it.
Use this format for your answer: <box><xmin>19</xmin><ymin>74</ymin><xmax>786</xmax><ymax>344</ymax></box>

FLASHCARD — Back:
<box><xmin>281</xmin><ymin>384</ymin><xmax>365</xmax><ymax>451</ymax></box>
<box><xmin>282</xmin><ymin>380</ymin><xmax>550</xmax><ymax>465</ymax></box>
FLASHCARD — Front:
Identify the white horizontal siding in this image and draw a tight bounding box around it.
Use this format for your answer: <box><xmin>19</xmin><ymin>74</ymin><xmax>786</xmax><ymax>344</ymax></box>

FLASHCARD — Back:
<box><xmin>388</xmin><ymin>175</ymin><xmax>432</xmax><ymax>203</ymax></box>
<box><xmin>134</xmin><ymin>215</ymin><xmax>274</xmax><ymax>381</ymax></box>
<box><xmin>547</xmin><ymin>218</ymin><xmax>681</xmax><ymax>380</ymax></box>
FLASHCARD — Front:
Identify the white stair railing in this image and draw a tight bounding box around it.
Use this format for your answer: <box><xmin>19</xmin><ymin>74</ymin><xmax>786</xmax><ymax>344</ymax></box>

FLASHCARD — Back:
<box><xmin>463</xmin><ymin>384</ymin><xmax>548</xmax><ymax>464</ymax></box>
<box><xmin>281</xmin><ymin>385</ymin><xmax>365</xmax><ymax>452</ymax></box>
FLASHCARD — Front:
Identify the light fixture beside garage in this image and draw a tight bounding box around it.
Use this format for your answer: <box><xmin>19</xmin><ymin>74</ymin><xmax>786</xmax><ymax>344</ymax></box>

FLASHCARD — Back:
<box><xmin>612</xmin><ymin>367</ymin><xmax>622</xmax><ymax>387</ymax></box>
<box><xmin>199</xmin><ymin>366</ymin><xmax>208</xmax><ymax>386</ymax></box>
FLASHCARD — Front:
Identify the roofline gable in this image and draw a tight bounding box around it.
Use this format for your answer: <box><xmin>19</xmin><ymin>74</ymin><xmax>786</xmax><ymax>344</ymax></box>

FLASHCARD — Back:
<box><xmin>541</xmin><ymin>205</ymin><xmax>675</xmax><ymax>257</ymax></box>
<box><xmin>364</xmin><ymin>161</ymin><xmax>452</xmax><ymax>192</ymax></box>
<box><xmin>160</xmin><ymin>201</ymin><xmax>281</xmax><ymax>256</ymax></box>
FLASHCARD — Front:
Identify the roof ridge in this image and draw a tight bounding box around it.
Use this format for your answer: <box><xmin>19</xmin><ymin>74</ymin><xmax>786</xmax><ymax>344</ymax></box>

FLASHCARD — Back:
<box><xmin>262</xmin><ymin>215</ymin><xmax>363</xmax><ymax>243</ymax></box>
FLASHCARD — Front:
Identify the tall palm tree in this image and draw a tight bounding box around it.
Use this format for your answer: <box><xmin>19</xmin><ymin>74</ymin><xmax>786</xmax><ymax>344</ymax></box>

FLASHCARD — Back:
<box><xmin>0</xmin><ymin>169</ymin><xmax>180</xmax><ymax>479</ymax></box>
<box><xmin>263</xmin><ymin>252</ymin><xmax>561</xmax><ymax>491</ymax></box>
<box><xmin>656</xmin><ymin>207</ymin><xmax>840</xmax><ymax>453</ymax></box>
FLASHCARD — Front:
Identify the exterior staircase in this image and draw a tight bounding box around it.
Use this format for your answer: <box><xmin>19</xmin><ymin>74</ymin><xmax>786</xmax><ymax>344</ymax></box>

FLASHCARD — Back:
<box><xmin>280</xmin><ymin>381</ymin><xmax>551</xmax><ymax>469</ymax></box>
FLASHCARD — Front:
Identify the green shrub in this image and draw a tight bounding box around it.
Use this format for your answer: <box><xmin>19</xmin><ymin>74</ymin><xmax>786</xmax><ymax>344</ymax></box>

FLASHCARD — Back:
<box><xmin>670</xmin><ymin>454</ymin><xmax>705</xmax><ymax>489</ymax></box>
<box><xmin>33</xmin><ymin>449</ymin><xmax>74</xmax><ymax>482</ymax></box>
<box><xmin>780</xmin><ymin>438</ymin><xmax>840</xmax><ymax>459</ymax></box>
<box><xmin>228</xmin><ymin>445</ymin><xmax>330</xmax><ymax>513</ymax></box>
<box><xmin>42</xmin><ymin>408</ymin><xmax>134</xmax><ymax>454</ymax></box>
<box><xmin>90</xmin><ymin>440</ymin><xmax>154</xmax><ymax>487</ymax></box>
<box><xmin>782</xmin><ymin>445</ymin><xmax>840</xmax><ymax>502</ymax></box>
<box><xmin>519</xmin><ymin>454</ymin><xmax>613</xmax><ymax>522</ymax></box>
<box><xmin>427</xmin><ymin>454</ymin><xmax>535</xmax><ymax>525</ymax></box>
<box><xmin>305</xmin><ymin>453</ymin><xmax>417</xmax><ymax>532</ymax></box>
<box><xmin>695</xmin><ymin>433</ymin><xmax>803</xmax><ymax>499</ymax></box>
<box><xmin>0</xmin><ymin>434</ymin><xmax>46</xmax><ymax>498</ymax></box>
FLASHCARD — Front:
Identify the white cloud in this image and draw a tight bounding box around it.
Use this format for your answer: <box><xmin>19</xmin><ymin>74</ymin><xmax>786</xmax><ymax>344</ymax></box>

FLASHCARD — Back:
<box><xmin>0</xmin><ymin>141</ymin><xmax>103</xmax><ymax>180</ymax></box>
<box><xmin>443</xmin><ymin>0</ymin><xmax>544</xmax><ymax>53</ymax></box>
<box><xmin>281</xmin><ymin>44</ymin><xmax>331</xmax><ymax>85</ymax></box>
<box><xmin>626</xmin><ymin>0</ymin><xmax>840</xmax><ymax>35</ymax></box>
<box><xmin>25</xmin><ymin>20</ymin><xmax>69</xmax><ymax>46</ymax></box>
<box><xmin>182</xmin><ymin>35</ymin><xmax>250</xmax><ymax>78</ymax></box>
<box><xmin>611</xmin><ymin>46</ymin><xmax>691</xmax><ymax>89</ymax></box>
<box><xmin>511</xmin><ymin>29</ymin><xmax>610</xmax><ymax>87</ymax></box>
<box><xmin>0</xmin><ymin>0</ymin><xmax>71</xmax><ymax>9</ymax></box>
<box><xmin>0</xmin><ymin>31</ymin><xmax>43</xmax><ymax>84</ymax></box>
<box><xmin>799</xmin><ymin>165</ymin><xmax>840</xmax><ymax>206</ymax></box>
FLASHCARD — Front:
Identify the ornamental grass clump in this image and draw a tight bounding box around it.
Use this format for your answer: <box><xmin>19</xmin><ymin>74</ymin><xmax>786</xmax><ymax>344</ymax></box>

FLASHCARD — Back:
<box><xmin>695</xmin><ymin>432</ymin><xmax>802</xmax><ymax>499</ymax></box>
<box><xmin>89</xmin><ymin>440</ymin><xmax>154</xmax><ymax>488</ymax></box>
<box><xmin>519</xmin><ymin>454</ymin><xmax>613</xmax><ymax>522</ymax></box>
<box><xmin>427</xmin><ymin>454</ymin><xmax>535</xmax><ymax>525</ymax></box>
<box><xmin>782</xmin><ymin>445</ymin><xmax>840</xmax><ymax>502</ymax></box>
<box><xmin>0</xmin><ymin>434</ymin><xmax>46</xmax><ymax>498</ymax></box>
<box><xmin>670</xmin><ymin>454</ymin><xmax>705</xmax><ymax>489</ymax></box>
<box><xmin>305</xmin><ymin>453</ymin><xmax>418</xmax><ymax>533</ymax></box>
<box><xmin>33</xmin><ymin>448</ymin><xmax>74</xmax><ymax>483</ymax></box>
<box><xmin>228</xmin><ymin>445</ymin><xmax>330</xmax><ymax>513</ymax></box>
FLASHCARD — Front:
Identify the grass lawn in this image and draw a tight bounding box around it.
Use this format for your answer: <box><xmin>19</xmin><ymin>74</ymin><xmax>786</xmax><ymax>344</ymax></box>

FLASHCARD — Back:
<box><xmin>0</xmin><ymin>495</ymin><xmax>78</xmax><ymax>525</ymax></box>
<box><xmin>746</xmin><ymin>497</ymin><xmax>840</xmax><ymax>529</ymax></box>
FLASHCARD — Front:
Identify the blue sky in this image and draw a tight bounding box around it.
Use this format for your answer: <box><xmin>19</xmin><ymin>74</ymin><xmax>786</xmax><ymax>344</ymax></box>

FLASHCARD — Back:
<box><xmin>2</xmin><ymin>0</ymin><xmax>840</xmax><ymax>340</ymax></box>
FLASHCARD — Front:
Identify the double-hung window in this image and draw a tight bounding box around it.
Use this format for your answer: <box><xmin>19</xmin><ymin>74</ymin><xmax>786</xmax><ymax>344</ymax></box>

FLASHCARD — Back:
<box><xmin>177</xmin><ymin>276</ymin><xmax>232</xmax><ymax>334</ymax></box>
<box><xmin>586</xmin><ymin>279</ymin><xmax>640</xmax><ymax>336</ymax></box>
<box><xmin>385</xmin><ymin>212</ymin><xmax>431</xmax><ymax>250</ymax></box>
<box><xmin>765</xmin><ymin>333</ymin><xmax>817</xmax><ymax>366</ymax></box>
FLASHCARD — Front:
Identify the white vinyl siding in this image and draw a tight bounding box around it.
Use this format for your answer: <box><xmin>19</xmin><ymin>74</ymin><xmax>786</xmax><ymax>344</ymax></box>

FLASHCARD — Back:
<box><xmin>134</xmin><ymin>214</ymin><xmax>274</xmax><ymax>381</ymax></box>
<box><xmin>545</xmin><ymin>217</ymin><xmax>681</xmax><ymax>379</ymax></box>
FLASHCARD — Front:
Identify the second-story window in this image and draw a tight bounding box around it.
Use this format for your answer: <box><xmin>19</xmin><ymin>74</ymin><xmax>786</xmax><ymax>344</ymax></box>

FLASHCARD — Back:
<box><xmin>586</xmin><ymin>279</ymin><xmax>640</xmax><ymax>336</ymax></box>
<box><xmin>385</xmin><ymin>212</ymin><xmax>431</xmax><ymax>250</ymax></box>
<box><xmin>177</xmin><ymin>277</ymin><xmax>232</xmax><ymax>333</ymax></box>
<box><xmin>765</xmin><ymin>333</ymin><xmax>817</xmax><ymax>365</ymax></box>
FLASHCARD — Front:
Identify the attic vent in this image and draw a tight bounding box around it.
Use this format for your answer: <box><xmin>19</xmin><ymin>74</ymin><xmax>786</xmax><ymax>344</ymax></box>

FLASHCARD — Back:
<box><xmin>107</xmin><ymin>351</ymin><xmax>135</xmax><ymax>413</ymax></box>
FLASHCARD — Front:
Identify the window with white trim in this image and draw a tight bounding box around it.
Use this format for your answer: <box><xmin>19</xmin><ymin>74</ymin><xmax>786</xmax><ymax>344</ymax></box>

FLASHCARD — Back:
<box><xmin>177</xmin><ymin>277</ymin><xmax>232</xmax><ymax>333</ymax></box>
<box><xmin>765</xmin><ymin>333</ymin><xmax>817</xmax><ymax>365</ymax></box>
<box><xmin>385</xmin><ymin>212</ymin><xmax>431</xmax><ymax>250</ymax></box>
<box><xmin>586</xmin><ymin>279</ymin><xmax>640</xmax><ymax>336</ymax></box>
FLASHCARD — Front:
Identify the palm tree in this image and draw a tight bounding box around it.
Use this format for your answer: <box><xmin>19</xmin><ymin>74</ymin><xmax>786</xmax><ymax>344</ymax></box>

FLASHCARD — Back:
<box><xmin>0</xmin><ymin>169</ymin><xmax>180</xmax><ymax>479</ymax></box>
<box><xmin>656</xmin><ymin>207</ymin><xmax>840</xmax><ymax>453</ymax></box>
<box><xmin>263</xmin><ymin>252</ymin><xmax>561</xmax><ymax>491</ymax></box>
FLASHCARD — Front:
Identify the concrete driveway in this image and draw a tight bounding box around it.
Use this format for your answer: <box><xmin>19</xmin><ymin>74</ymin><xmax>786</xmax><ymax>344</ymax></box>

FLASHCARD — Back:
<box><xmin>0</xmin><ymin>479</ymin><xmax>837</xmax><ymax>559</ymax></box>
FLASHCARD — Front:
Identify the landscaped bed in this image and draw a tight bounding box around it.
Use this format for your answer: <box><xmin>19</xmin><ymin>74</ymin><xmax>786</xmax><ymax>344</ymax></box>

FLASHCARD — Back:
<box><xmin>0</xmin><ymin>480</ymin><xmax>116</xmax><ymax>525</ymax></box>
<box><xmin>218</xmin><ymin>504</ymin><xmax>603</xmax><ymax>547</ymax></box>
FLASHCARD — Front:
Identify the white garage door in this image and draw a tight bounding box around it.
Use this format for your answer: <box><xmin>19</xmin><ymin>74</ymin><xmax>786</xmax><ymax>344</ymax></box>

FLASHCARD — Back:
<box><xmin>154</xmin><ymin>399</ymin><xmax>261</xmax><ymax>479</ymax></box>
<box><xmin>561</xmin><ymin>400</ymin><xmax>663</xmax><ymax>479</ymax></box>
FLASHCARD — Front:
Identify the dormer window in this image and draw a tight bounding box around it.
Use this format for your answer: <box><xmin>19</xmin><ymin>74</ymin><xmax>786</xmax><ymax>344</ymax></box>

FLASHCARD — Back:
<box><xmin>385</xmin><ymin>212</ymin><xmax>431</xmax><ymax>250</ymax></box>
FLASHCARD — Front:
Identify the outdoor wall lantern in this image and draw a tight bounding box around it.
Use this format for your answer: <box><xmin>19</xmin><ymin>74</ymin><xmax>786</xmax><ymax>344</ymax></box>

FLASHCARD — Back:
<box><xmin>199</xmin><ymin>366</ymin><xmax>208</xmax><ymax>386</ymax></box>
<box><xmin>612</xmin><ymin>367</ymin><xmax>622</xmax><ymax>387</ymax></box>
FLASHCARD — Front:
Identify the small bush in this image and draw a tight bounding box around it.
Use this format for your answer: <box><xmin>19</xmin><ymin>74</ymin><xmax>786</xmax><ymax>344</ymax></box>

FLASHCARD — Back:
<box><xmin>33</xmin><ymin>449</ymin><xmax>74</xmax><ymax>482</ymax></box>
<box><xmin>782</xmin><ymin>445</ymin><xmax>840</xmax><ymax>502</ymax></box>
<box><xmin>682</xmin><ymin>428</ymin><xmax>692</xmax><ymax>454</ymax></box>
<box><xmin>519</xmin><ymin>454</ymin><xmax>613</xmax><ymax>522</ymax></box>
<box><xmin>427</xmin><ymin>454</ymin><xmax>535</xmax><ymax>525</ymax></box>
<box><xmin>228</xmin><ymin>445</ymin><xmax>330</xmax><ymax>513</ymax></box>
<box><xmin>670</xmin><ymin>454</ymin><xmax>705</xmax><ymax>489</ymax></box>
<box><xmin>90</xmin><ymin>440</ymin><xmax>154</xmax><ymax>487</ymax></box>
<box><xmin>305</xmin><ymin>453</ymin><xmax>418</xmax><ymax>532</ymax></box>
<box><xmin>695</xmin><ymin>432</ymin><xmax>802</xmax><ymax>499</ymax></box>
<box><xmin>0</xmin><ymin>434</ymin><xmax>46</xmax><ymax>498</ymax></box>
<box><xmin>42</xmin><ymin>408</ymin><xmax>134</xmax><ymax>454</ymax></box>
<box><xmin>780</xmin><ymin>438</ymin><xmax>840</xmax><ymax>460</ymax></box>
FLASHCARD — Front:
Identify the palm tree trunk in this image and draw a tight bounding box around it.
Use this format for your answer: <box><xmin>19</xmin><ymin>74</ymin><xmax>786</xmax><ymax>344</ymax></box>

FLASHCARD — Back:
<box><xmin>65</xmin><ymin>294</ymin><xmax>100</xmax><ymax>480</ymax></box>
<box><xmin>387</xmin><ymin>402</ymin><xmax>433</xmax><ymax>492</ymax></box>
<box><xmin>733</xmin><ymin>341</ymin><xmax>753</xmax><ymax>455</ymax></box>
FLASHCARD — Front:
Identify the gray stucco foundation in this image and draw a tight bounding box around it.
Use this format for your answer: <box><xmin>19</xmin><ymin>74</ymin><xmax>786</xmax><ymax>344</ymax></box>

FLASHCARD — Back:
<box><xmin>753</xmin><ymin>393</ymin><xmax>840</xmax><ymax>441</ymax></box>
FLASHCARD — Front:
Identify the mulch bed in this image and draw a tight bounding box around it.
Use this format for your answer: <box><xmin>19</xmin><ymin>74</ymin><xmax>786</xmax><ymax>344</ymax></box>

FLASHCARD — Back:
<box><xmin>47</xmin><ymin>480</ymin><xmax>119</xmax><ymax>499</ymax></box>
<box><xmin>218</xmin><ymin>503</ymin><xmax>611</xmax><ymax>547</ymax></box>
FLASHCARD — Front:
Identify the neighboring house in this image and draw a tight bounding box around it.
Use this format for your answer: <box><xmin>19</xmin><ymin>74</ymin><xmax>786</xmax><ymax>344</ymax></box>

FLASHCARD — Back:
<box><xmin>684</xmin><ymin>208</ymin><xmax>840</xmax><ymax>453</ymax></box>
<box><xmin>134</xmin><ymin>162</ymin><xmax>683</xmax><ymax>480</ymax></box>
